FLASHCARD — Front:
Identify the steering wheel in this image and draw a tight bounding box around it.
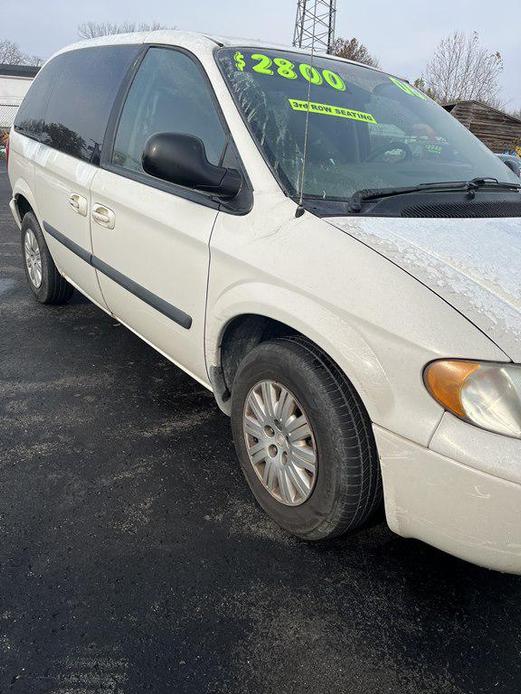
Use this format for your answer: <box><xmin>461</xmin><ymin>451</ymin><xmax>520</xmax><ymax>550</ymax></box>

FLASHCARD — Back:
<box><xmin>366</xmin><ymin>140</ymin><xmax>413</xmax><ymax>163</ymax></box>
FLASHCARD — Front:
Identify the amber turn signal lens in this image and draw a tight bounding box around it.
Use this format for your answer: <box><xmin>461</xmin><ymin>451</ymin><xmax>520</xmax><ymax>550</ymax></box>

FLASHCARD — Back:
<box><xmin>424</xmin><ymin>360</ymin><xmax>481</xmax><ymax>417</ymax></box>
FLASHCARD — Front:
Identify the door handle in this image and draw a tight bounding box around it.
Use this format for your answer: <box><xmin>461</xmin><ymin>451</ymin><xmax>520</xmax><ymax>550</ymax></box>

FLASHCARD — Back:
<box><xmin>69</xmin><ymin>193</ymin><xmax>88</xmax><ymax>217</ymax></box>
<box><xmin>92</xmin><ymin>204</ymin><xmax>115</xmax><ymax>230</ymax></box>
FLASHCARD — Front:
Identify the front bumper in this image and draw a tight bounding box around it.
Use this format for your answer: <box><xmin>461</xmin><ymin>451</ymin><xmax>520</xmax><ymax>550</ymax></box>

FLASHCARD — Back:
<box><xmin>375</xmin><ymin>421</ymin><xmax>521</xmax><ymax>574</ymax></box>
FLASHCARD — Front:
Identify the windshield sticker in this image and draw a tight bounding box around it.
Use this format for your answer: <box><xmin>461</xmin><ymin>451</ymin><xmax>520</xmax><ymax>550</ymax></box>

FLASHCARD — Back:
<box><xmin>234</xmin><ymin>51</ymin><xmax>247</xmax><ymax>71</ymax></box>
<box><xmin>289</xmin><ymin>99</ymin><xmax>377</xmax><ymax>124</ymax></box>
<box><xmin>233</xmin><ymin>51</ymin><xmax>346</xmax><ymax>91</ymax></box>
<box><xmin>388</xmin><ymin>76</ymin><xmax>427</xmax><ymax>100</ymax></box>
<box><xmin>424</xmin><ymin>143</ymin><xmax>443</xmax><ymax>154</ymax></box>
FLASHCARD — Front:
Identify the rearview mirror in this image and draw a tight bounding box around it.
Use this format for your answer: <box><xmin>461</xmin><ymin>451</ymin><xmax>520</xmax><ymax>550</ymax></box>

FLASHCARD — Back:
<box><xmin>142</xmin><ymin>132</ymin><xmax>242</xmax><ymax>199</ymax></box>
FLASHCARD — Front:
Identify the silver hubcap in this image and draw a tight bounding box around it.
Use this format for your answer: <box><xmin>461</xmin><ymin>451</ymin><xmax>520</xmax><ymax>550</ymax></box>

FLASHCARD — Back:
<box><xmin>243</xmin><ymin>380</ymin><xmax>318</xmax><ymax>506</ymax></box>
<box><xmin>24</xmin><ymin>229</ymin><xmax>42</xmax><ymax>288</ymax></box>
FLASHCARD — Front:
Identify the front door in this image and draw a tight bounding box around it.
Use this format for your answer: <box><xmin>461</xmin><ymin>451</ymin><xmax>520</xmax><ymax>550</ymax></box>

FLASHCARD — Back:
<box><xmin>90</xmin><ymin>46</ymin><xmax>231</xmax><ymax>385</ymax></box>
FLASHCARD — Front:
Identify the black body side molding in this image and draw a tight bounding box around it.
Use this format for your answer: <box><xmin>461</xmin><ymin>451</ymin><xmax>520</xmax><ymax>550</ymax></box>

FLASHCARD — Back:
<box><xmin>43</xmin><ymin>222</ymin><xmax>193</xmax><ymax>330</ymax></box>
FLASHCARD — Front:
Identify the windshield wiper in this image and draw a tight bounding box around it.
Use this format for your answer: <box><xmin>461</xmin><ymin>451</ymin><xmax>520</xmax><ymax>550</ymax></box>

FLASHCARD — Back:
<box><xmin>348</xmin><ymin>177</ymin><xmax>521</xmax><ymax>212</ymax></box>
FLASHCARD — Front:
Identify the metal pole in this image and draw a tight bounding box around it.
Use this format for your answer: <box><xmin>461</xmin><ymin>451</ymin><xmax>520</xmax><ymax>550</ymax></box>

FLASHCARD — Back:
<box><xmin>292</xmin><ymin>0</ymin><xmax>337</xmax><ymax>53</ymax></box>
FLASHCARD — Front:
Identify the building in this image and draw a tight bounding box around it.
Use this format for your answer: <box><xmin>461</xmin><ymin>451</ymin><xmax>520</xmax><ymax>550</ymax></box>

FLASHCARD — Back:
<box><xmin>443</xmin><ymin>100</ymin><xmax>521</xmax><ymax>154</ymax></box>
<box><xmin>0</xmin><ymin>63</ymin><xmax>40</xmax><ymax>132</ymax></box>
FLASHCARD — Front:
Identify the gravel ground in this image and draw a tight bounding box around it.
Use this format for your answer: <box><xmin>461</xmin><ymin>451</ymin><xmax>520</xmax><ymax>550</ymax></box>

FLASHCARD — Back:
<box><xmin>1</xmin><ymin>160</ymin><xmax>520</xmax><ymax>694</ymax></box>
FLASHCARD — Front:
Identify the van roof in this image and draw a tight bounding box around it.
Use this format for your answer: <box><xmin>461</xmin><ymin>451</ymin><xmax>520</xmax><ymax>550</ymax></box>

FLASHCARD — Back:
<box><xmin>53</xmin><ymin>29</ymin><xmax>390</xmax><ymax>77</ymax></box>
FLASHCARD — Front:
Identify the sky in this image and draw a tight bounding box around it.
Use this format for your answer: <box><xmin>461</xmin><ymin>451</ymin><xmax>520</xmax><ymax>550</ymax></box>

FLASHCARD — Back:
<box><xmin>4</xmin><ymin>0</ymin><xmax>521</xmax><ymax>110</ymax></box>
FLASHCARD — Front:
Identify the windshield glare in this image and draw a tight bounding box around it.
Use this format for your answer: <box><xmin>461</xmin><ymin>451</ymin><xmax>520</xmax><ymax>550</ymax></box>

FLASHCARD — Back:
<box><xmin>217</xmin><ymin>48</ymin><xmax>519</xmax><ymax>202</ymax></box>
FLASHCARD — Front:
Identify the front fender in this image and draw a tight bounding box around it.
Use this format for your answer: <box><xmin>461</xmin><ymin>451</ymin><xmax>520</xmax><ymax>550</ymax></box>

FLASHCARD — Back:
<box><xmin>206</xmin><ymin>281</ymin><xmax>394</xmax><ymax>428</ymax></box>
<box><xmin>207</xmin><ymin>201</ymin><xmax>509</xmax><ymax>446</ymax></box>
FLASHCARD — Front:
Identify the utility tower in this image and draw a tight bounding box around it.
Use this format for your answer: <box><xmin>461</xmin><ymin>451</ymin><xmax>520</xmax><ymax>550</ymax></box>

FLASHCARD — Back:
<box><xmin>293</xmin><ymin>0</ymin><xmax>337</xmax><ymax>53</ymax></box>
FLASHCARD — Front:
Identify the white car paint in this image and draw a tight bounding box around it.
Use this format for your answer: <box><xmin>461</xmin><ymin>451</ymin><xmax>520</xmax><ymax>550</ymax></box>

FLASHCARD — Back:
<box><xmin>327</xmin><ymin>216</ymin><xmax>521</xmax><ymax>362</ymax></box>
<box><xmin>7</xmin><ymin>30</ymin><xmax>521</xmax><ymax>573</ymax></box>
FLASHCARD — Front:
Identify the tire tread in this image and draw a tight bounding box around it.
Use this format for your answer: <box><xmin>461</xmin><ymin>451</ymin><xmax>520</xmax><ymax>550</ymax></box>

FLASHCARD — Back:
<box><xmin>21</xmin><ymin>212</ymin><xmax>73</xmax><ymax>305</ymax></box>
<box><xmin>232</xmin><ymin>335</ymin><xmax>382</xmax><ymax>541</ymax></box>
<box><xmin>278</xmin><ymin>336</ymin><xmax>382</xmax><ymax>539</ymax></box>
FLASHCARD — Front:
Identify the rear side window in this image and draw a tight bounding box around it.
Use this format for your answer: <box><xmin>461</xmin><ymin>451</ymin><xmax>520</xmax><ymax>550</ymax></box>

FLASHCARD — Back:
<box><xmin>13</xmin><ymin>62</ymin><xmax>56</xmax><ymax>141</ymax></box>
<box><xmin>112</xmin><ymin>47</ymin><xmax>227</xmax><ymax>173</ymax></box>
<box><xmin>15</xmin><ymin>45</ymin><xmax>140</xmax><ymax>165</ymax></box>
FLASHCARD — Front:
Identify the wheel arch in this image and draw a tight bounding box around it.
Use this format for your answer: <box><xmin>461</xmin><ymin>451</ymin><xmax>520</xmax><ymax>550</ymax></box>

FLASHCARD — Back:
<box><xmin>11</xmin><ymin>178</ymin><xmax>39</xmax><ymax>228</ymax></box>
<box><xmin>16</xmin><ymin>194</ymin><xmax>33</xmax><ymax>220</ymax></box>
<box><xmin>206</xmin><ymin>288</ymin><xmax>391</xmax><ymax>421</ymax></box>
<box><xmin>214</xmin><ymin>314</ymin><xmax>297</xmax><ymax>412</ymax></box>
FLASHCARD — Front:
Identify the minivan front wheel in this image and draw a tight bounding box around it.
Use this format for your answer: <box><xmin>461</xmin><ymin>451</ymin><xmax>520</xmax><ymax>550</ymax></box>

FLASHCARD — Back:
<box><xmin>231</xmin><ymin>336</ymin><xmax>382</xmax><ymax>540</ymax></box>
<box><xmin>21</xmin><ymin>212</ymin><xmax>74</xmax><ymax>304</ymax></box>
<box><xmin>242</xmin><ymin>378</ymin><xmax>318</xmax><ymax>506</ymax></box>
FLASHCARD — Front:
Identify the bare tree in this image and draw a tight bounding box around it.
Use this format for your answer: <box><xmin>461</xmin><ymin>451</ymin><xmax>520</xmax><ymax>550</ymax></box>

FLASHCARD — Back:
<box><xmin>424</xmin><ymin>31</ymin><xmax>503</xmax><ymax>105</ymax></box>
<box><xmin>77</xmin><ymin>21</ymin><xmax>171</xmax><ymax>39</ymax></box>
<box><xmin>2</xmin><ymin>40</ymin><xmax>42</xmax><ymax>66</ymax></box>
<box><xmin>331</xmin><ymin>37</ymin><xmax>379</xmax><ymax>68</ymax></box>
<box><xmin>484</xmin><ymin>95</ymin><xmax>506</xmax><ymax>111</ymax></box>
<box><xmin>0</xmin><ymin>40</ymin><xmax>23</xmax><ymax>64</ymax></box>
<box><xmin>23</xmin><ymin>53</ymin><xmax>43</xmax><ymax>67</ymax></box>
<box><xmin>0</xmin><ymin>39</ymin><xmax>42</xmax><ymax>66</ymax></box>
<box><xmin>412</xmin><ymin>77</ymin><xmax>436</xmax><ymax>101</ymax></box>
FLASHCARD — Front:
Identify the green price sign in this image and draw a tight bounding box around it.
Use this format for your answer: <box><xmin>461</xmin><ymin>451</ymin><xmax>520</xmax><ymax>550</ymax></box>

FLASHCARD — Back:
<box><xmin>389</xmin><ymin>76</ymin><xmax>427</xmax><ymax>100</ymax></box>
<box><xmin>233</xmin><ymin>51</ymin><xmax>347</xmax><ymax>92</ymax></box>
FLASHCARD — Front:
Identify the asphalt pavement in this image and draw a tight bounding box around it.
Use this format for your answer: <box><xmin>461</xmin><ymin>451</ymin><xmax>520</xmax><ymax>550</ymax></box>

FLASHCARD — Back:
<box><xmin>1</xmin><ymin>160</ymin><xmax>520</xmax><ymax>694</ymax></box>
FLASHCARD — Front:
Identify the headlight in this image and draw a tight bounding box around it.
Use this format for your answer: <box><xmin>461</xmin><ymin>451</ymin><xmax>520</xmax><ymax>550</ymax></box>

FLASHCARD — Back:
<box><xmin>424</xmin><ymin>360</ymin><xmax>521</xmax><ymax>439</ymax></box>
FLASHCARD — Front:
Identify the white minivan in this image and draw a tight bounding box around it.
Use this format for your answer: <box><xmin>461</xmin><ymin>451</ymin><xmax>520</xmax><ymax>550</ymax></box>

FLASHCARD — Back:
<box><xmin>7</xmin><ymin>31</ymin><xmax>521</xmax><ymax>573</ymax></box>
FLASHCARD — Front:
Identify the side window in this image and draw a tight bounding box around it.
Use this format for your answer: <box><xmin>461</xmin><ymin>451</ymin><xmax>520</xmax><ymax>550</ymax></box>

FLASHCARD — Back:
<box><xmin>43</xmin><ymin>46</ymin><xmax>140</xmax><ymax>164</ymax></box>
<box><xmin>15</xmin><ymin>46</ymin><xmax>140</xmax><ymax>164</ymax></box>
<box><xmin>14</xmin><ymin>59</ymin><xmax>59</xmax><ymax>140</ymax></box>
<box><xmin>112</xmin><ymin>47</ymin><xmax>227</xmax><ymax>175</ymax></box>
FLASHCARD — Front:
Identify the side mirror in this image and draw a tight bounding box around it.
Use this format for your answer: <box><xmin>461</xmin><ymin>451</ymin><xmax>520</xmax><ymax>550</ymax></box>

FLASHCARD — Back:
<box><xmin>142</xmin><ymin>132</ymin><xmax>242</xmax><ymax>199</ymax></box>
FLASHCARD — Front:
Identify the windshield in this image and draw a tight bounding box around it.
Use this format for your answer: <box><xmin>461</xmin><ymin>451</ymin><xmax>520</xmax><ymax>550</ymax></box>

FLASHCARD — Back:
<box><xmin>217</xmin><ymin>47</ymin><xmax>519</xmax><ymax>202</ymax></box>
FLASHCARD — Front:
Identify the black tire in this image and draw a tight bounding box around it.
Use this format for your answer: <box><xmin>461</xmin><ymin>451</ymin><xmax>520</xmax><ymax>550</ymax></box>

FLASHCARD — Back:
<box><xmin>231</xmin><ymin>336</ymin><xmax>382</xmax><ymax>541</ymax></box>
<box><xmin>21</xmin><ymin>212</ymin><xmax>73</xmax><ymax>304</ymax></box>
